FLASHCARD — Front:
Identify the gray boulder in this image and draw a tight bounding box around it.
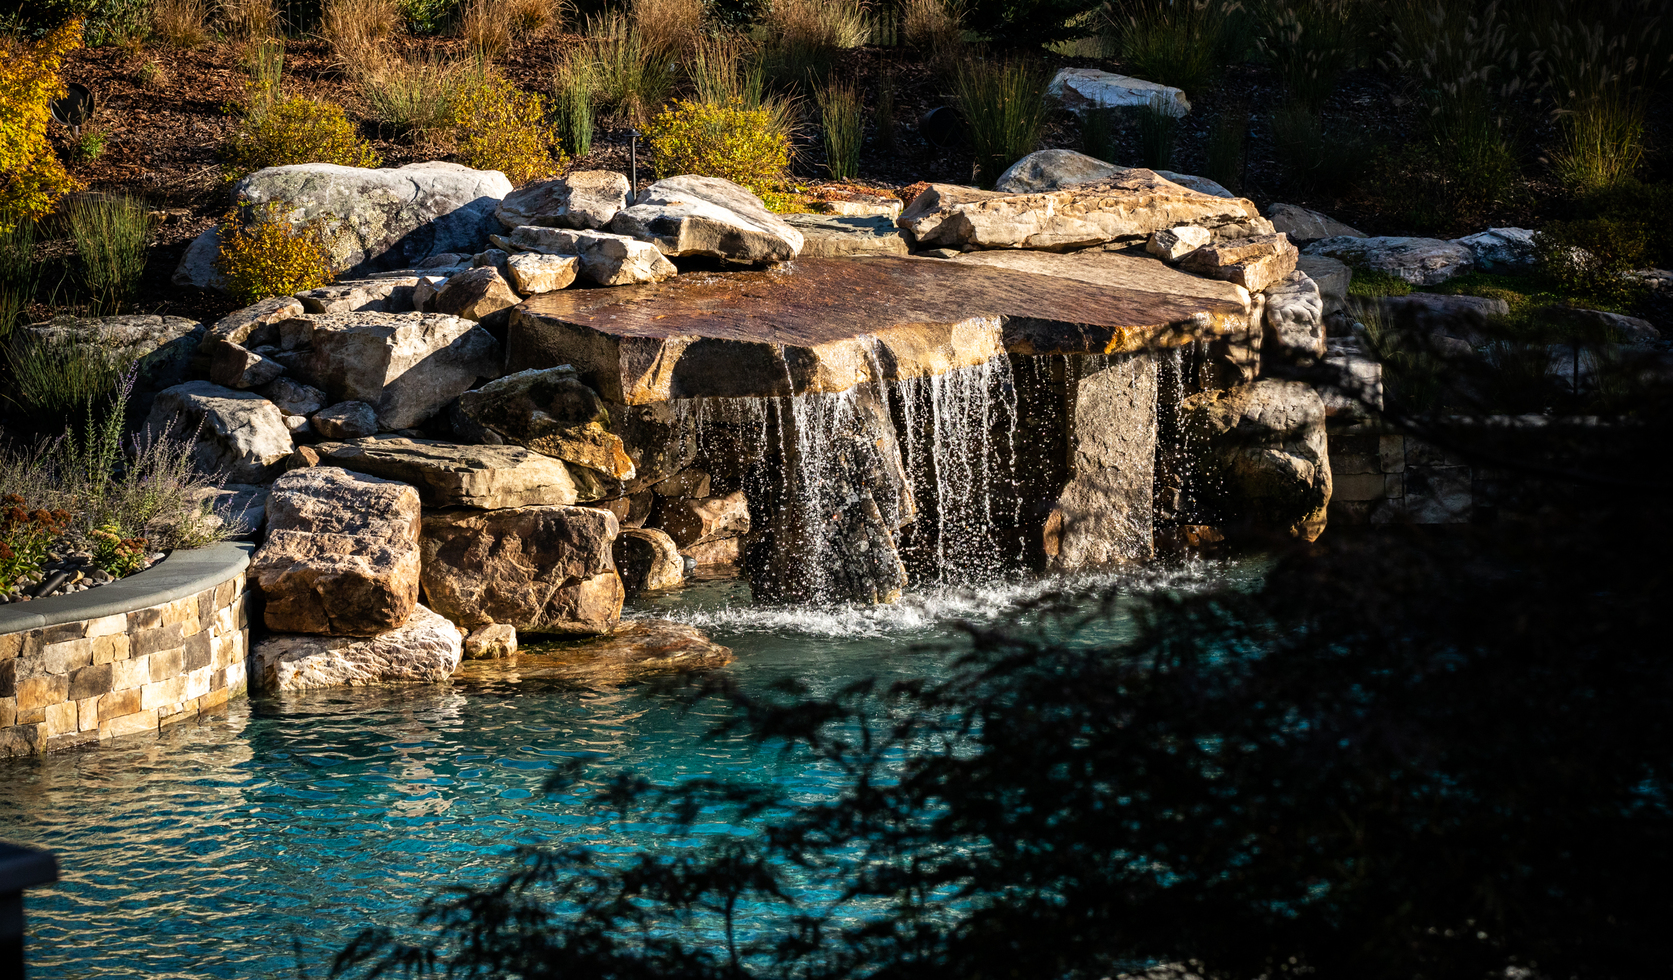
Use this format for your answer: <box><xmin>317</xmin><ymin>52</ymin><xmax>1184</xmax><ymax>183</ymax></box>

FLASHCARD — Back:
<box><xmin>994</xmin><ymin>149</ymin><xmax>1122</xmax><ymax>194</ymax></box>
<box><xmin>781</xmin><ymin>214</ymin><xmax>910</xmax><ymax>258</ymax></box>
<box><xmin>1377</xmin><ymin>293</ymin><xmax>1510</xmax><ymax>346</ymax></box>
<box><xmin>1047</xmin><ymin>67</ymin><xmax>1190</xmax><ymax>117</ymax></box>
<box><xmin>1155</xmin><ymin>171</ymin><xmax>1235</xmax><ymax>198</ymax></box>
<box><xmin>1266</xmin><ymin>203</ymin><xmax>1365</xmax><ymax>241</ymax></box>
<box><xmin>144</xmin><ymin>381</ymin><xmax>293</xmax><ymax>483</ymax></box>
<box><xmin>609</xmin><ymin>175</ymin><xmax>804</xmax><ymax>264</ymax></box>
<box><xmin>312</xmin><ymin>401</ymin><xmax>380</xmax><ymax>439</ymax></box>
<box><xmin>1263</xmin><ymin>271</ymin><xmax>1326</xmax><ymax>361</ymax></box>
<box><xmin>176</xmin><ymin>161</ymin><xmax>513</xmax><ymax>288</ymax></box>
<box><xmin>208</xmin><ymin>342</ymin><xmax>285</xmax><ymax>389</ymax></box>
<box><xmin>1304</xmin><ymin>236</ymin><xmax>1474</xmax><ymax>286</ymax></box>
<box><xmin>1183</xmin><ymin>379</ymin><xmax>1332</xmax><ymax>541</ymax></box>
<box><xmin>300</xmin><ymin>311</ymin><xmax>503</xmax><ymax>431</ymax></box>
<box><xmin>1452</xmin><ymin>227</ymin><xmax>1537</xmax><ymax>274</ymax></box>
<box><xmin>1296</xmin><ymin>255</ymin><xmax>1351</xmax><ymax>316</ymax></box>
<box><xmin>495</xmin><ymin>170</ymin><xmax>630</xmax><ymax>230</ymax></box>
<box><xmin>294</xmin><ymin>277</ymin><xmax>417</xmax><ymax>315</ymax></box>
<box><xmin>258</xmin><ymin>377</ymin><xmax>327</xmax><ymax>418</ymax></box>
<box><xmin>506</xmin><ymin>226</ymin><xmax>677</xmax><ymax>286</ymax></box>
<box><xmin>206</xmin><ymin>296</ymin><xmax>307</xmax><ymax>350</ymax></box>
<box><xmin>429</xmin><ymin>266</ymin><xmax>520</xmax><ymax>328</ymax></box>
<box><xmin>13</xmin><ymin>314</ymin><xmax>205</xmax><ymax>420</ymax></box>
<box><xmin>252</xmin><ymin>604</ymin><xmax>462</xmax><ymax>692</ymax></box>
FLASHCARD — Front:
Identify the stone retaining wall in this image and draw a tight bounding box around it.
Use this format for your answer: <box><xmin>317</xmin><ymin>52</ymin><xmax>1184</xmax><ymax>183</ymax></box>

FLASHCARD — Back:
<box><xmin>0</xmin><ymin>543</ymin><xmax>255</xmax><ymax>758</ymax></box>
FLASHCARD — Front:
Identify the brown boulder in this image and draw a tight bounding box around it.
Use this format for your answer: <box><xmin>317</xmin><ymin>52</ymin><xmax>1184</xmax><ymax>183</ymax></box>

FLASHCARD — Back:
<box><xmin>1183</xmin><ymin>379</ymin><xmax>1332</xmax><ymax>541</ymax></box>
<box><xmin>613</xmin><ymin>527</ymin><xmax>685</xmax><ymax>593</ymax></box>
<box><xmin>420</xmin><ymin>505</ymin><xmax>624</xmax><ymax>635</ymax></box>
<box><xmin>650</xmin><ymin>491</ymin><xmax>750</xmax><ymax>548</ymax></box>
<box><xmin>250</xmin><ymin>467</ymin><xmax>423</xmax><ymax>635</ymax></box>
<box><xmin>430</xmin><ymin>267</ymin><xmax>521</xmax><ymax>329</ymax></box>
<box><xmin>1180</xmin><ymin>234</ymin><xmax>1300</xmax><ymax>294</ymax></box>
<box><xmin>315</xmin><ymin>436</ymin><xmax>578</xmax><ymax>509</ymax></box>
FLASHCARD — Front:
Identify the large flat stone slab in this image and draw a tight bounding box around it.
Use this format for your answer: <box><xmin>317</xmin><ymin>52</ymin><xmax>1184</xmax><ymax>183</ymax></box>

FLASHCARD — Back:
<box><xmin>315</xmin><ymin>436</ymin><xmax>579</xmax><ymax>508</ymax></box>
<box><xmin>509</xmin><ymin>255</ymin><xmax>1246</xmax><ymax>403</ymax></box>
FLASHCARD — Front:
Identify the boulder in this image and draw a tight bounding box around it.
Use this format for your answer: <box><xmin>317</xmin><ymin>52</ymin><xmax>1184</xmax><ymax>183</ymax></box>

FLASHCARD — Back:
<box><xmin>300</xmin><ymin>311</ymin><xmax>503</xmax><ymax>431</ymax></box>
<box><xmin>195</xmin><ymin>483</ymin><xmax>270</xmax><ymax>539</ymax></box>
<box><xmin>258</xmin><ymin>377</ymin><xmax>327</xmax><ymax>418</ymax></box>
<box><xmin>14</xmin><ymin>314</ymin><xmax>205</xmax><ymax>418</ymax></box>
<box><xmin>472</xmin><ymin>248</ymin><xmax>511</xmax><ymax>277</ymax></box>
<box><xmin>312</xmin><ymin>401</ymin><xmax>380</xmax><ymax>439</ymax></box>
<box><xmin>172</xmin><ymin>227</ymin><xmax>224</xmax><ymax>289</ymax></box>
<box><xmin>412</xmin><ymin>275</ymin><xmax>446</xmax><ymax>313</ymax></box>
<box><xmin>782</xmin><ymin>214</ymin><xmax>910</xmax><ymax>258</ymax></box>
<box><xmin>613</xmin><ymin>527</ymin><xmax>685</xmax><ymax>593</ymax></box>
<box><xmin>250</xmin><ymin>466</ymin><xmax>424</xmax><ymax>635</ymax></box>
<box><xmin>654</xmin><ymin>468</ymin><xmax>711</xmax><ymax>498</ymax></box>
<box><xmin>207</xmin><ymin>296</ymin><xmax>307</xmax><ymax>350</ymax></box>
<box><xmin>294</xmin><ymin>277</ymin><xmax>417</xmax><ymax>315</ymax></box>
<box><xmin>609</xmin><ymin>175</ymin><xmax>804</xmax><ymax>264</ymax></box>
<box><xmin>1154</xmin><ymin>171</ymin><xmax>1235</xmax><ymax>199</ymax></box>
<box><xmin>203</xmin><ymin>162</ymin><xmax>513</xmax><ymax>284</ymax></box>
<box><xmin>496</xmin><ymin>170</ymin><xmax>630</xmax><ymax>230</ymax></box>
<box><xmin>685</xmin><ymin>536</ymin><xmax>742</xmax><ymax>567</ymax></box>
<box><xmin>1145</xmin><ymin>225</ymin><xmax>1211</xmax><ymax>262</ymax></box>
<box><xmin>1303</xmin><ymin>236</ymin><xmax>1473</xmax><ymax>286</ymax></box>
<box><xmin>315</xmin><ymin>435</ymin><xmax>579</xmax><ymax>508</ymax></box>
<box><xmin>464</xmin><ymin>623</ymin><xmax>518</xmax><ymax>660</ymax></box>
<box><xmin>419</xmin><ymin>252</ymin><xmax>471</xmax><ymax>269</ymax></box>
<box><xmin>252</xmin><ymin>604</ymin><xmax>462</xmax><ymax>692</ymax></box>
<box><xmin>994</xmin><ymin>149</ymin><xmax>1122</xmax><ymax>194</ymax></box>
<box><xmin>1265</xmin><ymin>203</ymin><xmax>1365</xmax><ymax>241</ymax></box>
<box><xmin>420</xmin><ymin>505</ymin><xmax>624</xmax><ymax>635</ymax></box>
<box><xmin>144</xmin><ymin>381</ymin><xmax>293</xmax><ymax>482</ymax></box>
<box><xmin>650</xmin><ymin>491</ymin><xmax>749</xmax><ymax>549</ymax></box>
<box><xmin>1321</xmin><ymin>343</ymin><xmax>1384</xmax><ymax>416</ymax></box>
<box><xmin>1377</xmin><ymin>293</ymin><xmax>1510</xmax><ymax>346</ymax></box>
<box><xmin>1180</xmin><ymin>234</ymin><xmax>1299</xmax><ymax>293</ymax></box>
<box><xmin>208</xmin><ymin>341</ymin><xmax>285</xmax><ymax>389</ymax></box>
<box><xmin>505</xmin><ymin>252</ymin><xmax>579</xmax><ymax>294</ymax></box>
<box><xmin>1047</xmin><ymin>67</ymin><xmax>1190</xmax><ymax>117</ymax></box>
<box><xmin>429</xmin><ymin>266</ymin><xmax>520</xmax><ymax>328</ymax></box>
<box><xmin>508</xmin><ymin>226</ymin><xmax>678</xmax><ymax>286</ymax></box>
<box><xmin>1183</xmin><ymin>379</ymin><xmax>1332</xmax><ymax>541</ymax></box>
<box><xmin>897</xmin><ymin>170</ymin><xmax>1261</xmax><ymax>252</ymax></box>
<box><xmin>456</xmin><ymin>367</ymin><xmax>635</xmax><ymax>492</ymax></box>
<box><xmin>452</xmin><ymin>619</ymin><xmax>730</xmax><ymax>687</ymax></box>
<box><xmin>1296</xmin><ymin>255</ymin><xmax>1351</xmax><ymax>316</ymax></box>
<box><xmin>1262</xmin><ymin>271</ymin><xmax>1326</xmax><ymax>361</ymax></box>
<box><xmin>1452</xmin><ymin>227</ymin><xmax>1538</xmax><ymax>273</ymax></box>
<box><xmin>1543</xmin><ymin>306</ymin><xmax>1660</xmax><ymax>345</ymax></box>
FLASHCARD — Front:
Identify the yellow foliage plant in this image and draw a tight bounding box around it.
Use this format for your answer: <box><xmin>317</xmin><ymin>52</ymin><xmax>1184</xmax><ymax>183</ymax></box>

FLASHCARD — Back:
<box><xmin>214</xmin><ymin>203</ymin><xmax>337</xmax><ymax>305</ymax></box>
<box><xmin>452</xmin><ymin>72</ymin><xmax>564</xmax><ymax>185</ymax></box>
<box><xmin>0</xmin><ymin>19</ymin><xmax>85</xmax><ymax>230</ymax></box>
<box><xmin>645</xmin><ymin>98</ymin><xmax>791</xmax><ymax>198</ymax></box>
<box><xmin>223</xmin><ymin>94</ymin><xmax>381</xmax><ymax>178</ymax></box>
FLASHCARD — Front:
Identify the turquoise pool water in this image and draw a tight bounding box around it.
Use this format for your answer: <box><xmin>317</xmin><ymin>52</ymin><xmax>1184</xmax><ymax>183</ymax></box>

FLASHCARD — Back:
<box><xmin>0</xmin><ymin>563</ymin><xmax>1240</xmax><ymax>979</ymax></box>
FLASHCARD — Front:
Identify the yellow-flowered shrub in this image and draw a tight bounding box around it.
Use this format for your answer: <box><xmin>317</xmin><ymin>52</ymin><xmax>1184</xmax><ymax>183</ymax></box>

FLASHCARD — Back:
<box><xmin>452</xmin><ymin>73</ymin><xmax>563</xmax><ymax>186</ymax></box>
<box><xmin>222</xmin><ymin>94</ymin><xmax>381</xmax><ymax>178</ymax></box>
<box><xmin>214</xmin><ymin>203</ymin><xmax>337</xmax><ymax>305</ymax></box>
<box><xmin>645</xmin><ymin>98</ymin><xmax>791</xmax><ymax>197</ymax></box>
<box><xmin>0</xmin><ymin>19</ymin><xmax>85</xmax><ymax>229</ymax></box>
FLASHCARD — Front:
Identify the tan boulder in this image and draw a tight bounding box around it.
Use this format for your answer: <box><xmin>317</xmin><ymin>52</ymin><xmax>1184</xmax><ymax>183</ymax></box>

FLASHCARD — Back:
<box><xmin>430</xmin><ymin>266</ymin><xmax>521</xmax><ymax>328</ymax></box>
<box><xmin>250</xmin><ymin>467</ymin><xmax>423</xmax><ymax>635</ymax></box>
<box><xmin>613</xmin><ymin>527</ymin><xmax>685</xmax><ymax>593</ymax></box>
<box><xmin>506</xmin><ymin>253</ymin><xmax>579</xmax><ymax>295</ymax></box>
<box><xmin>456</xmin><ymin>367</ymin><xmax>636</xmax><ymax>491</ymax></box>
<box><xmin>651</xmin><ymin>491</ymin><xmax>750</xmax><ymax>548</ymax></box>
<box><xmin>495</xmin><ymin>170</ymin><xmax>630</xmax><ymax>231</ymax></box>
<box><xmin>506</xmin><ymin>226</ymin><xmax>678</xmax><ymax>286</ymax></box>
<box><xmin>609</xmin><ymin>174</ymin><xmax>804</xmax><ymax>264</ymax></box>
<box><xmin>1145</xmin><ymin>225</ymin><xmax>1211</xmax><ymax>263</ymax></box>
<box><xmin>420</xmin><ymin>505</ymin><xmax>624</xmax><ymax>635</ymax></box>
<box><xmin>1183</xmin><ymin>380</ymin><xmax>1332</xmax><ymax>541</ymax></box>
<box><xmin>315</xmin><ymin>435</ymin><xmax>579</xmax><ymax>508</ymax></box>
<box><xmin>897</xmin><ymin>170</ymin><xmax>1260</xmax><ymax>252</ymax></box>
<box><xmin>1180</xmin><ymin>234</ymin><xmax>1300</xmax><ymax>294</ymax></box>
<box><xmin>252</xmin><ymin>604</ymin><xmax>462</xmax><ymax>692</ymax></box>
<box><xmin>300</xmin><ymin>310</ymin><xmax>503</xmax><ymax>431</ymax></box>
<box><xmin>464</xmin><ymin>623</ymin><xmax>518</xmax><ymax>660</ymax></box>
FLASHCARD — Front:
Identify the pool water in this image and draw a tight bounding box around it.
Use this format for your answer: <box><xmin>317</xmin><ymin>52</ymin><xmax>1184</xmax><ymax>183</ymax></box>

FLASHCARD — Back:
<box><xmin>0</xmin><ymin>562</ymin><xmax>1242</xmax><ymax>979</ymax></box>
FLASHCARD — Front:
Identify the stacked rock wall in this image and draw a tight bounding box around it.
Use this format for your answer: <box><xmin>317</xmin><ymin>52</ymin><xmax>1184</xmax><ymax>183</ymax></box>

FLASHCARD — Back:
<box><xmin>0</xmin><ymin>543</ymin><xmax>254</xmax><ymax>758</ymax></box>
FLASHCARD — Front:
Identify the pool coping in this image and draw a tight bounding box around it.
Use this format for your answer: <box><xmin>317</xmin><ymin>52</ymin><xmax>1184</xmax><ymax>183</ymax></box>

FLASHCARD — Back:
<box><xmin>0</xmin><ymin>541</ymin><xmax>256</xmax><ymax>636</ymax></box>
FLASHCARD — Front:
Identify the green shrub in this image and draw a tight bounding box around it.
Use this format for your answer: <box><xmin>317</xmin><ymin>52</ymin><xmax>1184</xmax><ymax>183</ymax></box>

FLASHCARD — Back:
<box><xmin>453</xmin><ymin>72</ymin><xmax>563</xmax><ymax>185</ymax></box>
<box><xmin>1552</xmin><ymin>92</ymin><xmax>1646</xmax><ymax>193</ymax></box>
<box><xmin>1136</xmin><ymin>94</ymin><xmax>1176</xmax><ymax>170</ymax></box>
<box><xmin>223</xmin><ymin>94</ymin><xmax>381</xmax><ymax>177</ymax></box>
<box><xmin>1534</xmin><ymin>218</ymin><xmax>1648</xmax><ymax>305</ymax></box>
<box><xmin>646</xmin><ymin>98</ymin><xmax>792</xmax><ymax>197</ymax></box>
<box><xmin>953</xmin><ymin>56</ymin><xmax>1051</xmax><ymax>188</ymax></box>
<box><xmin>816</xmin><ymin>82</ymin><xmax>863</xmax><ymax>179</ymax></box>
<box><xmin>215</xmin><ymin>203</ymin><xmax>337</xmax><ymax>305</ymax></box>
<box><xmin>64</xmin><ymin>193</ymin><xmax>154</xmax><ymax>315</ymax></box>
<box><xmin>1102</xmin><ymin>0</ymin><xmax>1230</xmax><ymax>97</ymax></box>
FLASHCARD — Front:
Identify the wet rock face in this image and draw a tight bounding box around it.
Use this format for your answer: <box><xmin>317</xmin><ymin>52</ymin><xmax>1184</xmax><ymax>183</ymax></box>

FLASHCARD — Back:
<box><xmin>452</xmin><ymin>620</ymin><xmax>731</xmax><ymax>688</ymax></box>
<box><xmin>419</xmin><ymin>505</ymin><xmax>623</xmax><ymax>635</ymax></box>
<box><xmin>608</xmin><ymin>174</ymin><xmax>805</xmax><ymax>264</ymax></box>
<box><xmin>251</xmin><ymin>467</ymin><xmax>424</xmax><ymax>635</ymax></box>
<box><xmin>253</xmin><ymin>604</ymin><xmax>462</xmax><ymax>693</ymax></box>
<box><xmin>897</xmin><ymin>170</ymin><xmax>1260</xmax><ymax>252</ymax></box>
<box><xmin>144</xmin><ymin>381</ymin><xmax>293</xmax><ymax>483</ymax></box>
<box><xmin>1041</xmin><ymin>352</ymin><xmax>1159</xmax><ymax>570</ymax></box>
<box><xmin>1183</xmin><ymin>379</ymin><xmax>1332</xmax><ymax>542</ymax></box>
<box><xmin>315</xmin><ymin>435</ymin><xmax>579</xmax><ymax>509</ymax></box>
<box><xmin>300</xmin><ymin>311</ymin><xmax>503</xmax><ymax>432</ymax></box>
<box><xmin>613</xmin><ymin>527</ymin><xmax>685</xmax><ymax>594</ymax></box>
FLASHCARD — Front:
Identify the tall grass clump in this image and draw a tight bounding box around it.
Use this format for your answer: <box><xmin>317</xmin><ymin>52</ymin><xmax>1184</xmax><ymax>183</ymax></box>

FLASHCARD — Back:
<box><xmin>320</xmin><ymin>0</ymin><xmax>399</xmax><ymax>75</ymax></box>
<box><xmin>218</xmin><ymin>0</ymin><xmax>280</xmax><ymax>40</ymax></box>
<box><xmin>1100</xmin><ymin>0</ymin><xmax>1231</xmax><ymax>97</ymax></box>
<box><xmin>64</xmin><ymin>194</ymin><xmax>155</xmax><ymax>315</ymax></box>
<box><xmin>1255</xmin><ymin>0</ymin><xmax>1362</xmax><ymax>112</ymax></box>
<box><xmin>457</xmin><ymin>0</ymin><xmax>511</xmax><ymax>61</ymax></box>
<box><xmin>1385</xmin><ymin>0</ymin><xmax>1523</xmax><ymax>211</ymax></box>
<box><xmin>550</xmin><ymin>53</ymin><xmax>596</xmax><ymax>157</ymax></box>
<box><xmin>362</xmin><ymin>54</ymin><xmax>460</xmax><ymax>143</ymax></box>
<box><xmin>152</xmin><ymin>0</ymin><xmax>210</xmax><ymax>47</ymax></box>
<box><xmin>633</xmin><ymin>0</ymin><xmax>704</xmax><ymax>63</ymax></box>
<box><xmin>686</xmin><ymin>34</ymin><xmax>800</xmax><ymax>150</ymax></box>
<box><xmin>817</xmin><ymin>82</ymin><xmax>863</xmax><ymax>179</ymax></box>
<box><xmin>1136</xmin><ymin>93</ymin><xmax>1177</xmax><ymax>169</ymax></box>
<box><xmin>3</xmin><ymin>331</ymin><xmax>137</xmax><ymax>423</ymax></box>
<box><xmin>903</xmin><ymin>0</ymin><xmax>964</xmax><ymax>74</ymax></box>
<box><xmin>761</xmin><ymin>0</ymin><xmax>869</xmax><ymax>92</ymax></box>
<box><xmin>0</xmin><ymin>219</ymin><xmax>43</xmax><ymax>341</ymax></box>
<box><xmin>583</xmin><ymin>12</ymin><xmax>674</xmax><ymax>129</ymax></box>
<box><xmin>1533</xmin><ymin>0</ymin><xmax>1669</xmax><ymax>192</ymax></box>
<box><xmin>954</xmin><ymin>56</ymin><xmax>1051</xmax><ymax>187</ymax></box>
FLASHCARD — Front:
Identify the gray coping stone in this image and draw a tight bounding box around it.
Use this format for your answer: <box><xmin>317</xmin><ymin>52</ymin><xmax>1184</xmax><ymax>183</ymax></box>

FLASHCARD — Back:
<box><xmin>0</xmin><ymin>842</ymin><xmax>58</xmax><ymax>893</ymax></box>
<box><xmin>0</xmin><ymin>541</ymin><xmax>256</xmax><ymax>636</ymax></box>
